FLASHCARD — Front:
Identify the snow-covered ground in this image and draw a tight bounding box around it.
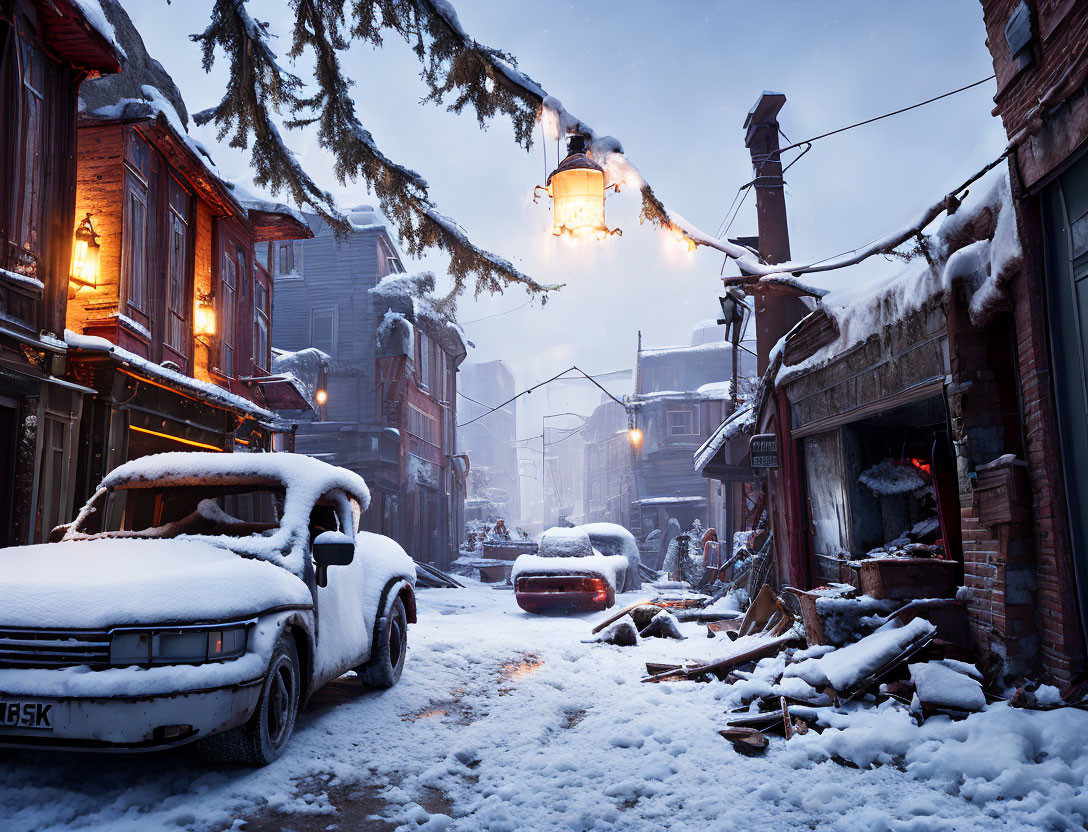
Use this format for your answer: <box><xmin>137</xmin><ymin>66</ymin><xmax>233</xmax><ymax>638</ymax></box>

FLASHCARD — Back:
<box><xmin>3</xmin><ymin>582</ymin><xmax>1087</xmax><ymax>831</ymax></box>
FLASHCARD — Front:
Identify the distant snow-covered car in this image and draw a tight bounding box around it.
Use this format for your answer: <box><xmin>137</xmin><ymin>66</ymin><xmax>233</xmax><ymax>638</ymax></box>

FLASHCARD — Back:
<box><xmin>579</xmin><ymin>523</ymin><xmax>643</xmax><ymax>593</ymax></box>
<box><xmin>513</xmin><ymin>526</ymin><xmax>630</xmax><ymax>614</ymax></box>
<box><xmin>0</xmin><ymin>453</ymin><xmax>416</xmax><ymax>765</ymax></box>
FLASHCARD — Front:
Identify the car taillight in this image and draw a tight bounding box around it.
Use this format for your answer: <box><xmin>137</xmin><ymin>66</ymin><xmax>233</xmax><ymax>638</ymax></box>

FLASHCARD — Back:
<box><xmin>588</xmin><ymin>577</ymin><xmax>607</xmax><ymax>602</ymax></box>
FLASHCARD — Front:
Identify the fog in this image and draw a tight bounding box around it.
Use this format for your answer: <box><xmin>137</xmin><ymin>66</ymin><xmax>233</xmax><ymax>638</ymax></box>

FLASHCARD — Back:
<box><xmin>130</xmin><ymin>0</ymin><xmax>1004</xmax><ymax>499</ymax></box>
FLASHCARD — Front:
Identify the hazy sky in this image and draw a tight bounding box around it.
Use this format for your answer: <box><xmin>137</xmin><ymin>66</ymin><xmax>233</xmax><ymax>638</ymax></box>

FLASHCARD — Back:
<box><xmin>128</xmin><ymin>0</ymin><xmax>1003</xmax><ymax>433</ymax></box>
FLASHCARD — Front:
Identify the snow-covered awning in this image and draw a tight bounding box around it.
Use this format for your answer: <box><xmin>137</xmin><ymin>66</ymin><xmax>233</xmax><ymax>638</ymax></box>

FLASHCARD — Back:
<box><xmin>65</xmin><ymin>330</ymin><xmax>277</xmax><ymax>425</ymax></box>
<box><xmin>693</xmin><ymin>402</ymin><xmax>756</xmax><ymax>473</ymax></box>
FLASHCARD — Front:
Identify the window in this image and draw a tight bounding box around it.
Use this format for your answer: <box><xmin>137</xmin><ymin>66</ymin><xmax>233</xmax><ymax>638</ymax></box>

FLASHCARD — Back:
<box><xmin>666</xmin><ymin>408</ymin><xmax>696</xmax><ymax>436</ymax></box>
<box><xmin>644</xmin><ymin>366</ymin><xmax>677</xmax><ymax>393</ymax></box>
<box><xmin>277</xmin><ymin>243</ymin><xmax>295</xmax><ymax>275</ymax></box>
<box><xmin>418</xmin><ymin>332</ymin><xmax>431</xmax><ymax>391</ymax></box>
<box><xmin>253</xmin><ymin>272</ymin><xmax>270</xmax><ymax>371</ymax></box>
<box><xmin>10</xmin><ymin>37</ymin><xmax>45</xmax><ymax>279</ymax></box>
<box><xmin>165</xmin><ymin>178</ymin><xmax>190</xmax><ymax>355</ymax></box>
<box><xmin>219</xmin><ymin>244</ymin><xmax>243</xmax><ymax>376</ymax></box>
<box><xmin>406</xmin><ymin>404</ymin><xmax>437</xmax><ymax>445</ymax></box>
<box><xmin>121</xmin><ymin>178</ymin><xmax>149</xmax><ymax>312</ymax></box>
<box><xmin>310</xmin><ymin>306</ymin><xmax>336</xmax><ymax>355</ymax></box>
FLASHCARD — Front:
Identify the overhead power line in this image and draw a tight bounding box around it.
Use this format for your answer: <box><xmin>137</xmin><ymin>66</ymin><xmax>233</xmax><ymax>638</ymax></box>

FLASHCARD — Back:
<box><xmin>456</xmin><ymin>365</ymin><xmax>628</xmax><ymax>429</ymax></box>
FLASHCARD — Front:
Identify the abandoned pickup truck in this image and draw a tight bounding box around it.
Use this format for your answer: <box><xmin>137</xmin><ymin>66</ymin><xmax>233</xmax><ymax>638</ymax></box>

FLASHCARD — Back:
<box><xmin>0</xmin><ymin>452</ymin><xmax>416</xmax><ymax>765</ymax></box>
<box><xmin>513</xmin><ymin>525</ymin><xmax>640</xmax><ymax>614</ymax></box>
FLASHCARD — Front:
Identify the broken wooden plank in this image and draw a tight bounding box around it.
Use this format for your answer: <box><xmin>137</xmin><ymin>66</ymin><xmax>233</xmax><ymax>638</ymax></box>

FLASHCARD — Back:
<box><xmin>590</xmin><ymin>600</ymin><xmax>654</xmax><ymax>634</ymax></box>
<box><xmin>718</xmin><ymin>726</ymin><xmax>768</xmax><ymax>754</ymax></box>
<box><xmin>781</xmin><ymin>696</ymin><xmax>793</xmax><ymax>740</ymax></box>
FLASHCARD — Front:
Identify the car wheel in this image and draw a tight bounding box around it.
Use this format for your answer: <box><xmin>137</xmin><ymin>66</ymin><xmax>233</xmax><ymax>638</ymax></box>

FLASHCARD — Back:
<box><xmin>198</xmin><ymin>631</ymin><xmax>300</xmax><ymax>766</ymax></box>
<box><xmin>358</xmin><ymin>596</ymin><xmax>407</xmax><ymax>689</ymax></box>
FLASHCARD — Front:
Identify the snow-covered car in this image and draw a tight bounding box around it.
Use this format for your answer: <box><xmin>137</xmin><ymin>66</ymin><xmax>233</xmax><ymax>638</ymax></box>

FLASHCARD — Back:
<box><xmin>512</xmin><ymin>526</ymin><xmax>630</xmax><ymax>614</ymax></box>
<box><xmin>0</xmin><ymin>452</ymin><xmax>416</xmax><ymax>765</ymax></box>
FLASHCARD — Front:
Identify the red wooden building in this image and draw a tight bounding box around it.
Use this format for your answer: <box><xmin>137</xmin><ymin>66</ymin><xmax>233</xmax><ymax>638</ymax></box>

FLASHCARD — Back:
<box><xmin>0</xmin><ymin>0</ymin><xmax>120</xmax><ymax>546</ymax></box>
<box><xmin>61</xmin><ymin>0</ymin><xmax>310</xmax><ymax>530</ymax></box>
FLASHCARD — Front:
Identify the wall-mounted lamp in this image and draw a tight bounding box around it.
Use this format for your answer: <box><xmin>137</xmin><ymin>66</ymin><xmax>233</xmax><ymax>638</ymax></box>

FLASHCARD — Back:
<box><xmin>69</xmin><ymin>213</ymin><xmax>101</xmax><ymax>288</ymax></box>
<box><xmin>194</xmin><ymin>289</ymin><xmax>216</xmax><ymax>340</ymax></box>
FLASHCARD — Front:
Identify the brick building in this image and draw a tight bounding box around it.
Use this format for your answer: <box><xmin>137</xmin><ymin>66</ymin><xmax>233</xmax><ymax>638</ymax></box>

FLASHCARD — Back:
<box><xmin>974</xmin><ymin>0</ymin><xmax>1088</xmax><ymax>683</ymax></box>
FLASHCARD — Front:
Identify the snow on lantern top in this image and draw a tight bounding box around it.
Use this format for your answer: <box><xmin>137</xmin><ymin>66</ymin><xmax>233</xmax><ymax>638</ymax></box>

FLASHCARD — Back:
<box><xmin>535</xmin><ymin>135</ymin><xmax>620</xmax><ymax>240</ymax></box>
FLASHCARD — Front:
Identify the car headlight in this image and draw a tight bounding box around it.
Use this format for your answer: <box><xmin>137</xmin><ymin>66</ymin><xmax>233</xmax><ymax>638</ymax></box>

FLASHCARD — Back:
<box><xmin>109</xmin><ymin>623</ymin><xmax>250</xmax><ymax>667</ymax></box>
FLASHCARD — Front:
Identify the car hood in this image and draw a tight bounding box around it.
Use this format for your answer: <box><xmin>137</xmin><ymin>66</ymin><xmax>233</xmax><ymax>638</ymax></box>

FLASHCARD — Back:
<box><xmin>0</xmin><ymin>537</ymin><xmax>312</xmax><ymax>629</ymax></box>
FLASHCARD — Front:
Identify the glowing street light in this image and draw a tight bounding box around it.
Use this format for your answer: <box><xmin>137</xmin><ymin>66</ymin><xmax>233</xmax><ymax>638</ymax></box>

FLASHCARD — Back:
<box><xmin>535</xmin><ymin>134</ymin><xmax>620</xmax><ymax>240</ymax></box>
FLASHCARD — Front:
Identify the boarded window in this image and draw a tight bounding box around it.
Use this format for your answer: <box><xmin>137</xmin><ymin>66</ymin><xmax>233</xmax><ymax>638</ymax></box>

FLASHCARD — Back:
<box><xmin>407</xmin><ymin>404</ymin><xmax>437</xmax><ymax>445</ymax></box>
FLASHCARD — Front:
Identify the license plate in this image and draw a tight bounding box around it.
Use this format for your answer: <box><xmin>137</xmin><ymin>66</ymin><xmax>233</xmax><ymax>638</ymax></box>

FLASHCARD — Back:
<box><xmin>0</xmin><ymin>700</ymin><xmax>53</xmax><ymax>731</ymax></box>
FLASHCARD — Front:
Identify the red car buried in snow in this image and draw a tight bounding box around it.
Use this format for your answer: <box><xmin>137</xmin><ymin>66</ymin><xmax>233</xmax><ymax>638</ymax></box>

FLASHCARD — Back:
<box><xmin>512</xmin><ymin>526</ymin><xmax>637</xmax><ymax>614</ymax></box>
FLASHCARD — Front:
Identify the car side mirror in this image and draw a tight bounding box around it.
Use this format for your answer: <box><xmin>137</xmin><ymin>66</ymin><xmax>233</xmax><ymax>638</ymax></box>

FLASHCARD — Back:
<box><xmin>313</xmin><ymin>530</ymin><xmax>355</xmax><ymax>587</ymax></box>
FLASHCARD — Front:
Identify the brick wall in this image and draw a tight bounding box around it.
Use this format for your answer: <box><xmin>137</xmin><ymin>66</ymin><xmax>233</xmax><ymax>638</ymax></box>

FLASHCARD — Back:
<box><xmin>980</xmin><ymin>0</ymin><xmax>1088</xmax><ymax>188</ymax></box>
<box><xmin>1007</xmin><ymin>177</ymin><xmax>1085</xmax><ymax>684</ymax></box>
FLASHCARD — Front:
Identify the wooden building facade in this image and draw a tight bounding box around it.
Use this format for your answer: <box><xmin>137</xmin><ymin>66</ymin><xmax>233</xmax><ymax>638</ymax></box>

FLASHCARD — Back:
<box><xmin>60</xmin><ymin>0</ymin><xmax>310</xmax><ymax>530</ymax></box>
<box><xmin>0</xmin><ymin>0</ymin><xmax>119</xmax><ymax>546</ymax></box>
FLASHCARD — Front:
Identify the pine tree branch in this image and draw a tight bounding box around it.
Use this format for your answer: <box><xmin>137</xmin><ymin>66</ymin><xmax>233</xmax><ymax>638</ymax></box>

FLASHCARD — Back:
<box><xmin>194</xmin><ymin>0</ymin><xmax>556</xmax><ymax>304</ymax></box>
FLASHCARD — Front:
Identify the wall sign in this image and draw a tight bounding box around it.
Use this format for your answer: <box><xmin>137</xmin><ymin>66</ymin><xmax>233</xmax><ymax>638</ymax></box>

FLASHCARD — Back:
<box><xmin>750</xmin><ymin>433</ymin><xmax>779</xmax><ymax>468</ymax></box>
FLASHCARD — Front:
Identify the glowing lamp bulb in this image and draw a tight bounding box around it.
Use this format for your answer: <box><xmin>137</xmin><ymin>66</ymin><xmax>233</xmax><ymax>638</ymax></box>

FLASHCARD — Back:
<box><xmin>628</xmin><ymin>427</ymin><xmax>643</xmax><ymax>447</ymax></box>
<box><xmin>194</xmin><ymin>295</ymin><xmax>216</xmax><ymax>337</ymax></box>
<box><xmin>535</xmin><ymin>134</ymin><xmax>620</xmax><ymax>240</ymax></box>
<box><xmin>69</xmin><ymin>213</ymin><xmax>101</xmax><ymax>288</ymax></box>
<box><xmin>315</xmin><ymin>389</ymin><xmax>328</xmax><ymax>406</ymax></box>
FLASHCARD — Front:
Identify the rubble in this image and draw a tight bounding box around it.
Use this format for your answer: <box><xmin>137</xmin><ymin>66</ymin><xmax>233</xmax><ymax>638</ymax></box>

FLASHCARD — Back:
<box><xmin>587</xmin><ymin>620</ymin><xmax>639</xmax><ymax>647</ymax></box>
<box><xmin>909</xmin><ymin>659</ymin><xmax>986</xmax><ymax>715</ymax></box>
<box><xmin>638</xmin><ymin>610</ymin><xmax>684</xmax><ymax>640</ymax></box>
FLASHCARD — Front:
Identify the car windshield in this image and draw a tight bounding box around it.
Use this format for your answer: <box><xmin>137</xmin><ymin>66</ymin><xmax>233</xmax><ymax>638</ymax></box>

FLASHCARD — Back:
<box><xmin>78</xmin><ymin>482</ymin><xmax>286</xmax><ymax>540</ymax></box>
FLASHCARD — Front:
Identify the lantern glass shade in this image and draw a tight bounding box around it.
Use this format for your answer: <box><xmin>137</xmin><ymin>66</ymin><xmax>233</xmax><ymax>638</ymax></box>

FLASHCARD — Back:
<box><xmin>550</xmin><ymin>166</ymin><xmax>608</xmax><ymax>239</ymax></box>
<box><xmin>69</xmin><ymin>215</ymin><xmax>100</xmax><ymax>288</ymax></box>
<box><xmin>194</xmin><ymin>299</ymin><xmax>216</xmax><ymax>337</ymax></box>
<box><xmin>628</xmin><ymin>427</ymin><xmax>643</xmax><ymax>448</ymax></box>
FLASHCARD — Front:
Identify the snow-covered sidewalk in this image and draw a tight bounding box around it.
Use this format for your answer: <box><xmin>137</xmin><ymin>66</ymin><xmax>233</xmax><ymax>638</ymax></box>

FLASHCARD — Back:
<box><xmin>2</xmin><ymin>582</ymin><xmax>1087</xmax><ymax>831</ymax></box>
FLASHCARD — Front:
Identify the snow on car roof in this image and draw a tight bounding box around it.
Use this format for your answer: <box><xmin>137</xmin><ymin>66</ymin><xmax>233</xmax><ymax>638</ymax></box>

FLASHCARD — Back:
<box><xmin>537</xmin><ymin>526</ymin><xmax>594</xmax><ymax>558</ymax></box>
<box><xmin>85</xmin><ymin>453</ymin><xmax>373</xmax><ymax>577</ymax></box>
<box><xmin>102</xmin><ymin>452</ymin><xmax>371</xmax><ymax>508</ymax></box>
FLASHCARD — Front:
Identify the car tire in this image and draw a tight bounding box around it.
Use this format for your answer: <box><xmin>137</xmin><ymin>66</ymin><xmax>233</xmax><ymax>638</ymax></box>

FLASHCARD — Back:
<box><xmin>197</xmin><ymin>631</ymin><xmax>300</xmax><ymax>766</ymax></box>
<box><xmin>358</xmin><ymin>596</ymin><xmax>407</xmax><ymax>689</ymax></box>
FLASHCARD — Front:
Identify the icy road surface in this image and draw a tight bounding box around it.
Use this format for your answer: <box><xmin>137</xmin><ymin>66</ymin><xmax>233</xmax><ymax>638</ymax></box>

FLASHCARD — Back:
<box><xmin>2</xmin><ymin>582</ymin><xmax>1087</xmax><ymax>831</ymax></box>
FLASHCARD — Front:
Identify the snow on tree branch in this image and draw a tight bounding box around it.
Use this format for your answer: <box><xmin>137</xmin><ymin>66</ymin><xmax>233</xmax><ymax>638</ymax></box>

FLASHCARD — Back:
<box><xmin>193</xmin><ymin>0</ymin><xmax>557</xmax><ymax>307</ymax></box>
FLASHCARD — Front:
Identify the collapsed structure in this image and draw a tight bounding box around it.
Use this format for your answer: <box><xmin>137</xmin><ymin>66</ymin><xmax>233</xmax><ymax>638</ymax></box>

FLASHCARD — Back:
<box><xmin>697</xmin><ymin>0</ymin><xmax>1088</xmax><ymax>688</ymax></box>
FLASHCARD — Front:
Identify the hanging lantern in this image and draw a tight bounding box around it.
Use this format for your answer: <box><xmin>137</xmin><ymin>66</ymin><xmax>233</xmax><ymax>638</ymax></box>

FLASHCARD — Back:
<box><xmin>535</xmin><ymin>134</ymin><xmax>620</xmax><ymax>239</ymax></box>
<box><xmin>194</xmin><ymin>290</ymin><xmax>216</xmax><ymax>338</ymax></box>
<box><xmin>69</xmin><ymin>213</ymin><xmax>101</xmax><ymax>288</ymax></box>
<box><xmin>628</xmin><ymin>426</ymin><xmax>643</xmax><ymax>448</ymax></box>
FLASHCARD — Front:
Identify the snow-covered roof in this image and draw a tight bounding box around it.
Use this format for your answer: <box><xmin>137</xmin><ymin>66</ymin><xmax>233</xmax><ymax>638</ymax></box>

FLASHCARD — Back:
<box><xmin>70</xmin><ymin>0</ymin><xmax>126</xmax><ymax>60</ymax></box>
<box><xmin>65</xmin><ymin>330</ymin><xmax>276</xmax><ymax>423</ymax></box>
<box><xmin>778</xmin><ymin>167</ymin><xmax>1021</xmax><ymax>386</ymax></box>
<box><xmin>638</xmin><ymin>341</ymin><xmax>731</xmax><ymax>360</ymax></box>
<box><xmin>693</xmin><ymin>402</ymin><xmax>755</xmax><ymax>472</ymax></box>
<box><xmin>369</xmin><ymin>272</ymin><xmax>466</xmax><ymax>360</ymax></box>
